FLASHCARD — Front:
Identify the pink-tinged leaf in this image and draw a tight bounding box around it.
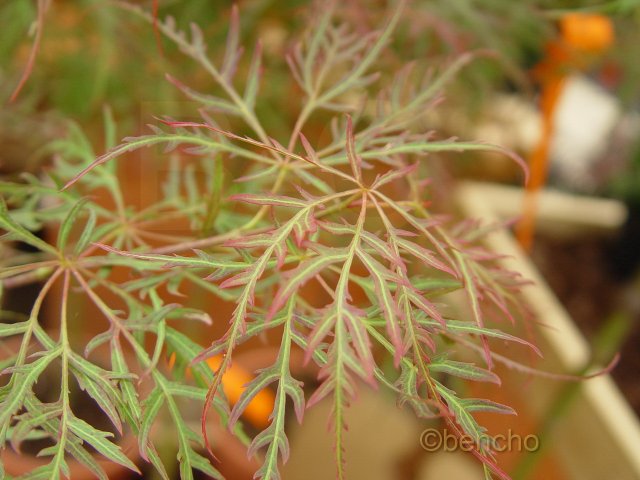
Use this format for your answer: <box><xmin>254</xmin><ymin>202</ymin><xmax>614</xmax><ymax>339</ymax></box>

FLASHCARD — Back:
<box><xmin>228</xmin><ymin>368</ymin><xmax>279</xmax><ymax>428</ymax></box>
<box><xmin>360</xmin><ymin>230</ymin><xmax>406</xmax><ymax>271</ymax></box>
<box><xmin>224</xmin><ymin>232</ymin><xmax>274</xmax><ymax>249</ymax></box>
<box><xmin>392</xmin><ymin>228</ymin><xmax>419</xmax><ymax>237</ymax></box>
<box><xmin>244</xmin><ymin>40</ymin><xmax>263</xmax><ymax>110</ymax></box>
<box><xmin>395</xmin><ymin>237</ymin><xmax>456</xmax><ymax>277</ymax></box>
<box><xmin>424</xmin><ymin>319</ymin><xmax>542</xmax><ymax>357</ymax></box>
<box><xmin>345</xmin><ymin>116</ymin><xmax>362</xmax><ymax>182</ymax></box>
<box><xmin>485</xmin><ymin>289</ymin><xmax>516</xmax><ymax>326</ymax></box>
<box><xmin>411</xmin><ymin>319</ymin><xmax>436</xmax><ymax>353</ymax></box>
<box><xmin>203</xmin><ymin>269</ymin><xmax>232</xmax><ymax>282</ymax></box>
<box><xmin>286</xmin><ymin>52</ymin><xmax>304</xmax><ymax>88</ymax></box>
<box><xmin>371</xmin><ymin>162</ymin><xmax>418</xmax><ymax>190</ymax></box>
<box><xmin>299</xmin><ymin>133</ymin><xmax>320</xmax><ymax>165</ymax></box>
<box><xmin>465</xmin><ymin>339</ymin><xmax>618</xmax><ymax>381</ymax></box>
<box><xmin>396</xmin><ymin>362</ymin><xmax>440</xmax><ymax>419</ymax></box>
<box><xmin>356</xmin><ymin>248</ymin><xmax>405</xmax><ymax>365</ymax></box>
<box><xmin>268</xmin><ymin>136</ymin><xmax>287</xmax><ymax>152</ymax></box>
<box><xmin>221</xmin><ymin>4</ymin><xmax>241</xmax><ymax>80</ymax></box>
<box><xmin>404</xmin><ymin>288</ymin><xmax>444</xmax><ymax>327</ymax></box>
<box><xmin>459</xmin><ymin>398</ymin><xmax>516</xmax><ymax>416</ymax></box>
<box><xmin>95</xmin><ymin>243</ymin><xmax>244</xmax><ymax>271</ymax></box>
<box><xmin>189</xmin><ymin>22</ymin><xmax>207</xmax><ymax>52</ymax></box>
<box><xmin>429</xmin><ymin>360</ymin><xmax>501</xmax><ymax>385</ymax></box>
<box><xmin>274</xmin><ymin>240</ymin><xmax>287</xmax><ymax>269</ymax></box>
<box><xmin>342</xmin><ymin>307</ymin><xmax>375</xmax><ymax>382</ymax></box>
<box><xmin>284</xmin><ymin>377</ymin><xmax>306</xmax><ymax>424</ymax></box>
<box><xmin>318</xmin><ymin>221</ymin><xmax>355</xmax><ymax>235</ymax></box>
<box><xmin>9</xmin><ymin>0</ymin><xmax>51</xmax><ymax>103</ymax></box>
<box><xmin>166</xmin><ymin>74</ymin><xmax>240</xmax><ymax>114</ymax></box>
<box><xmin>305</xmin><ymin>312</ymin><xmax>337</xmax><ymax>364</ymax></box>
<box><xmin>374</xmin><ymin>192</ymin><xmax>457</xmax><ymax>269</ymax></box>
<box><xmin>268</xmin><ymin>253</ymin><xmax>345</xmax><ymax>319</ymax></box>
<box><xmin>152</xmin><ymin>0</ymin><xmax>164</xmax><ymax>57</ymax></box>
<box><xmin>292</xmin><ymin>184</ymin><xmax>320</xmax><ymax>203</ymax></box>
<box><xmin>294</xmin><ymin>168</ymin><xmax>335</xmax><ymax>195</ymax></box>
<box><xmin>454</xmin><ymin>251</ymin><xmax>493</xmax><ymax>369</ymax></box>
<box><xmin>235</xmin><ymin>165</ymin><xmax>279</xmax><ymax>183</ymax></box>
<box><xmin>192</xmin><ymin>336</ymin><xmax>230</xmax><ymax>365</ymax></box>
<box><xmin>292</xmin><ymin>209</ymin><xmax>318</xmax><ymax>246</ymax></box>
<box><xmin>247</xmin><ymin>426</ymin><xmax>287</xmax><ymax>462</ymax></box>
<box><xmin>158</xmin><ymin>119</ymin><xmax>336</xmax><ymax>172</ymax></box>
<box><xmin>306</xmin><ymin>374</ymin><xmax>336</xmax><ymax>409</ymax></box>
<box><xmin>228</xmin><ymin>193</ymin><xmax>309</xmax><ymax>208</ymax></box>
<box><xmin>219</xmin><ymin>270</ymin><xmax>254</xmax><ymax>290</ymax></box>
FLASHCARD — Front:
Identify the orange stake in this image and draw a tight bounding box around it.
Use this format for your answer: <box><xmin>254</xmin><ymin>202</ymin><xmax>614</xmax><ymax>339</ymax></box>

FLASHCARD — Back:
<box><xmin>516</xmin><ymin>13</ymin><xmax>614</xmax><ymax>251</ymax></box>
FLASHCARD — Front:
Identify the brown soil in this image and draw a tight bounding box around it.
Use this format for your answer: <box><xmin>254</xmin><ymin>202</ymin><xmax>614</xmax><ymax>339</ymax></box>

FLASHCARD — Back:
<box><xmin>530</xmin><ymin>234</ymin><xmax>640</xmax><ymax>417</ymax></box>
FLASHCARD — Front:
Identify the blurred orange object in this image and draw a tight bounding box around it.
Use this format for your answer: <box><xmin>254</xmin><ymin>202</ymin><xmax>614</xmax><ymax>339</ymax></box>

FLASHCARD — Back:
<box><xmin>516</xmin><ymin>13</ymin><xmax>614</xmax><ymax>251</ymax></box>
<box><xmin>168</xmin><ymin>352</ymin><xmax>275</xmax><ymax>429</ymax></box>
<box><xmin>560</xmin><ymin>13</ymin><xmax>615</xmax><ymax>54</ymax></box>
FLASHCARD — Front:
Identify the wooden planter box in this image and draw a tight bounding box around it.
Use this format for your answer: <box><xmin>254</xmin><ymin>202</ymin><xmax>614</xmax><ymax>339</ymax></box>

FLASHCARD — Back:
<box><xmin>455</xmin><ymin>181</ymin><xmax>640</xmax><ymax>480</ymax></box>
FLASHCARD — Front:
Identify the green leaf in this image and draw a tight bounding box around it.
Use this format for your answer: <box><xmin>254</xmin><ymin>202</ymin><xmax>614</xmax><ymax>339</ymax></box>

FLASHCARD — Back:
<box><xmin>228</xmin><ymin>193</ymin><xmax>309</xmax><ymax>208</ymax></box>
<box><xmin>0</xmin><ymin>198</ymin><xmax>57</xmax><ymax>255</ymax></box>
<box><xmin>190</xmin><ymin>448</ymin><xmax>224</xmax><ymax>479</ymax></box>
<box><xmin>418</xmin><ymin>318</ymin><xmax>540</xmax><ymax>354</ymax></box>
<box><xmin>244</xmin><ymin>41</ymin><xmax>263</xmax><ymax>110</ymax></box>
<box><xmin>395</xmin><ymin>237</ymin><xmax>455</xmax><ymax>276</ymax></box>
<box><xmin>67</xmin><ymin>441</ymin><xmax>110</xmax><ymax>480</ymax></box>
<box><xmin>396</xmin><ymin>363</ymin><xmax>437</xmax><ymax>418</ymax></box>
<box><xmin>0</xmin><ymin>347</ymin><xmax>61</xmax><ymax>426</ymax></box>
<box><xmin>17</xmin><ymin>462</ymin><xmax>66</xmax><ymax>480</ymax></box>
<box><xmin>246</xmin><ymin>304</ymin><xmax>305</xmax><ymax>480</ymax></box>
<box><xmin>460</xmin><ymin>398</ymin><xmax>516</xmax><ymax>416</ymax></box>
<box><xmin>168</xmin><ymin>75</ymin><xmax>241</xmax><ymax>115</ymax></box>
<box><xmin>355</xmin><ymin>247</ymin><xmax>403</xmax><ymax>362</ymax></box>
<box><xmin>229</xmin><ymin>367</ymin><xmax>278</xmax><ymax>427</ymax></box>
<box><xmin>73</xmin><ymin>208</ymin><xmax>97</xmax><ymax>256</ymax></box>
<box><xmin>96</xmin><ymin>244</ymin><xmax>245</xmax><ymax>271</ymax></box>
<box><xmin>268</xmin><ymin>251</ymin><xmax>346</xmax><ymax>318</ymax></box>
<box><xmin>221</xmin><ymin>4</ymin><xmax>241</xmax><ymax>79</ymax></box>
<box><xmin>57</xmin><ymin>197</ymin><xmax>89</xmax><ymax>252</ymax></box>
<box><xmin>202</xmin><ymin>155</ymin><xmax>224</xmax><ymax>234</ymax></box>
<box><xmin>0</xmin><ymin>321</ymin><xmax>29</xmax><ymax>337</ymax></box>
<box><xmin>164</xmin><ymin>328</ymin><xmax>214</xmax><ymax>385</ymax></box>
<box><xmin>434</xmin><ymin>381</ymin><xmax>488</xmax><ymax>447</ymax></box>
<box><xmin>67</xmin><ymin>416</ymin><xmax>140</xmax><ymax>474</ymax></box>
<box><xmin>143</xmin><ymin>443</ymin><xmax>170</xmax><ymax>480</ymax></box>
<box><xmin>294</xmin><ymin>167</ymin><xmax>334</xmax><ymax>194</ymax></box>
<box><xmin>164</xmin><ymin>392</ymin><xmax>223</xmax><ymax>480</ymax></box>
<box><xmin>345</xmin><ymin>116</ymin><xmax>362</xmax><ymax>182</ymax></box>
<box><xmin>84</xmin><ymin>330</ymin><xmax>113</xmax><ymax>357</ymax></box>
<box><xmin>454</xmin><ymin>251</ymin><xmax>492</xmax><ymax>367</ymax></box>
<box><xmin>10</xmin><ymin>405</ymin><xmax>62</xmax><ymax>451</ymax></box>
<box><xmin>371</xmin><ymin>163</ymin><xmax>418</xmax><ymax>189</ymax></box>
<box><xmin>429</xmin><ymin>359</ymin><xmax>500</xmax><ymax>384</ymax></box>
<box><xmin>70</xmin><ymin>354</ymin><xmax>123</xmax><ymax>432</ymax></box>
<box><xmin>111</xmin><ymin>344</ymin><xmax>141</xmax><ymax>428</ymax></box>
<box><xmin>168</xmin><ymin>383</ymin><xmax>206</xmax><ymax>401</ymax></box>
<box><xmin>139</xmin><ymin>387</ymin><xmax>164</xmax><ymax>460</ymax></box>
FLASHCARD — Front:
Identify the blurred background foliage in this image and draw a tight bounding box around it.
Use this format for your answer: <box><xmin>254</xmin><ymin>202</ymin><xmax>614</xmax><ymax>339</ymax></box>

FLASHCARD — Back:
<box><xmin>1</xmin><ymin>0</ymin><xmax>639</xmax><ymax>185</ymax></box>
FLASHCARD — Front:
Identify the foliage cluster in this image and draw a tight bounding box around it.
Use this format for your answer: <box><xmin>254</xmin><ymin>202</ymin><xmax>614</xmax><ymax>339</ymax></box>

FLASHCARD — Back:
<box><xmin>0</xmin><ymin>2</ymin><xmax>551</xmax><ymax>479</ymax></box>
